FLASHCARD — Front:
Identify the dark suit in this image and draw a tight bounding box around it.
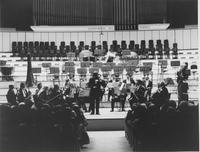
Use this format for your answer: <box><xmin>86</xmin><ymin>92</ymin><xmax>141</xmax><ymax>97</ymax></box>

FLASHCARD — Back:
<box><xmin>17</xmin><ymin>88</ymin><xmax>29</xmax><ymax>103</ymax></box>
<box><xmin>88</xmin><ymin>77</ymin><xmax>106</xmax><ymax>114</ymax></box>
<box><xmin>17</xmin><ymin>88</ymin><xmax>33</xmax><ymax>107</ymax></box>
<box><xmin>6</xmin><ymin>89</ymin><xmax>17</xmax><ymax>105</ymax></box>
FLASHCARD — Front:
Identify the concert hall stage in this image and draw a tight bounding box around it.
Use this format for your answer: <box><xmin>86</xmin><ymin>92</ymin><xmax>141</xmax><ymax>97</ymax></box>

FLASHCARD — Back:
<box><xmin>85</xmin><ymin>108</ymin><xmax>128</xmax><ymax>131</ymax></box>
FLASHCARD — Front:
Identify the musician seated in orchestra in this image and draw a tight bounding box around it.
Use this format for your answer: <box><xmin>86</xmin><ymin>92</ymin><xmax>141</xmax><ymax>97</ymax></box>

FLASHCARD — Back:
<box><xmin>17</xmin><ymin>82</ymin><xmax>33</xmax><ymax>107</ymax></box>
<box><xmin>110</xmin><ymin>78</ymin><xmax>120</xmax><ymax>112</ymax></box>
<box><xmin>129</xmin><ymin>80</ymin><xmax>146</xmax><ymax>108</ymax></box>
<box><xmin>50</xmin><ymin>84</ymin><xmax>63</xmax><ymax>106</ymax></box>
<box><xmin>107</xmin><ymin>80</ymin><xmax>114</xmax><ymax>102</ymax></box>
<box><xmin>6</xmin><ymin>85</ymin><xmax>18</xmax><ymax>106</ymax></box>
<box><xmin>143</xmin><ymin>76</ymin><xmax>153</xmax><ymax>102</ymax></box>
<box><xmin>64</xmin><ymin>79</ymin><xmax>71</xmax><ymax>96</ymax></box>
<box><xmin>119</xmin><ymin>80</ymin><xmax>128</xmax><ymax>111</ymax></box>
<box><xmin>34</xmin><ymin>86</ymin><xmax>50</xmax><ymax>109</ymax></box>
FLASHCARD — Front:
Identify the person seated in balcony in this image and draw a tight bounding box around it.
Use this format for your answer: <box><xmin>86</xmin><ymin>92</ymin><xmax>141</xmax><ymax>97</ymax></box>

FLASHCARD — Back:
<box><xmin>6</xmin><ymin>85</ymin><xmax>17</xmax><ymax>106</ymax></box>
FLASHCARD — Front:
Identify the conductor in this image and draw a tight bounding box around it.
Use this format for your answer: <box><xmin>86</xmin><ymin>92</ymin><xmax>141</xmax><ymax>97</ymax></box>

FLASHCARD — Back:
<box><xmin>88</xmin><ymin>71</ymin><xmax>106</xmax><ymax>115</ymax></box>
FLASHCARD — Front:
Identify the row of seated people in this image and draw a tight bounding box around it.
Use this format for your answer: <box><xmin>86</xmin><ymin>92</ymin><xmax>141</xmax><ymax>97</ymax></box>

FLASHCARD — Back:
<box><xmin>12</xmin><ymin>40</ymin><xmax>178</xmax><ymax>60</ymax></box>
<box><xmin>124</xmin><ymin>81</ymin><xmax>198</xmax><ymax>151</ymax></box>
<box><xmin>106</xmin><ymin>77</ymin><xmax>153</xmax><ymax>112</ymax></box>
<box><xmin>3</xmin><ymin>83</ymin><xmax>89</xmax><ymax>151</ymax></box>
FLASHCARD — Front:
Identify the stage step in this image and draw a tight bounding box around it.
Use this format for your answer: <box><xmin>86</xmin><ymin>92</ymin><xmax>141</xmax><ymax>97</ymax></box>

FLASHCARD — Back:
<box><xmin>87</xmin><ymin>118</ymin><xmax>125</xmax><ymax>131</ymax></box>
<box><xmin>85</xmin><ymin>108</ymin><xmax>127</xmax><ymax>131</ymax></box>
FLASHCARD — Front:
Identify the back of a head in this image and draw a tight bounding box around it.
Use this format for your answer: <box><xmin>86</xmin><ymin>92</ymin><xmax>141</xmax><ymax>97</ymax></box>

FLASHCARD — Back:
<box><xmin>134</xmin><ymin>104</ymin><xmax>147</xmax><ymax>118</ymax></box>
<box><xmin>169</xmin><ymin>100</ymin><xmax>177</xmax><ymax>109</ymax></box>
<box><xmin>9</xmin><ymin>85</ymin><xmax>14</xmax><ymax>90</ymax></box>
<box><xmin>54</xmin><ymin>84</ymin><xmax>59</xmax><ymax>91</ymax></box>
<box><xmin>37</xmin><ymin>83</ymin><xmax>42</xmax><ymax>89</ymax></box>
<box><xmin>178</xmin><ymin>101</ymin><xmax>189</xmax><ymax>112</ymax></box>
<box><xmin>20</xmin><ymin>82</ymin><xmax>25</xmax><ymax>89</ymax></box>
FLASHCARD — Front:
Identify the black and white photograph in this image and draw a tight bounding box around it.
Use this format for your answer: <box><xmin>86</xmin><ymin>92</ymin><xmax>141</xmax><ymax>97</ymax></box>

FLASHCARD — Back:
<box><xmin>0</xmin><ymin>0</ymin><xmax>199</xmax><ymax>151</ymax></box>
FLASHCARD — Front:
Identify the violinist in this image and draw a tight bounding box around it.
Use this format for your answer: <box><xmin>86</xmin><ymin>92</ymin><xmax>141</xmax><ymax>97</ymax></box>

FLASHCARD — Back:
<box><xmin>128</xmin><ymin>80</ymin><xmax>146</xmax><ymax>107</ymax></box>
<box><xmin>34</xmin><ymin>86</ymin><xmax>50</xmax><ymax>109</ymax></box>
<box><xmin>50</xmin><ymin>84</ymin><xmax>63</xmax><ymax>106</ymax></box>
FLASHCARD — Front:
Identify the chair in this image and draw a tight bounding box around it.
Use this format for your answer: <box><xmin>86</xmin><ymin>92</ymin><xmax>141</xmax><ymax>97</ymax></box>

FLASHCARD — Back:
<box><xmin>60</xmin><ymin>41</ymin><xmax>65</xmax><ymax>47</ymax></box>
<box><xmin>113</xmin><ymin>40</ymin><xmax>118</xmax><ymax>46</ymax></box>
<box><xmin>50</xmin><ymin>41</ymin><xmax>55</xmax><ymax>47</ymax></box>
<box><xmin>79</xmin><ymin>41</ymin><xmax>84</xmax><ymax>47</ymax></box>
<box><xmin>141</xmin><ymin>40</ymin><xmax>146</xmax><ymax>50</ymax></box>
<box><xmin>12</xmin><ymin>42</ymin><xmax>18</xmax><ymax>56</ymax></box>
<box><xmin>135</xmin><ymin>44</ymin><xmax>140</xmax><ymax>55</ymax></box>
<box><xmin>66</xmin><ymin>45</ymin><xmax>70</xmax><ymax>53</ymax></box>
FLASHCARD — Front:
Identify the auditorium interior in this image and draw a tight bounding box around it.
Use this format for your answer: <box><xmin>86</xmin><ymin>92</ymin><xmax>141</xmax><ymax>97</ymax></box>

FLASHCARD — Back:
<box><xmin>0</xmin><ymin>0</ymin><xmax>199</xmax><ymax>151</ymax></box>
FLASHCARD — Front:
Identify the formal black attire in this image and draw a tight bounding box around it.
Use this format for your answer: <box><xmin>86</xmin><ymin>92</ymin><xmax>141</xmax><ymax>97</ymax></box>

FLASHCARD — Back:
<box><xmin>6</xmin><ymin>89</ymin><xmax>17</xmax><ymax>106</ymax></box>
<box><xmin>88</xmin><ymin>77</ymin><xmax>106</xmax><ymax>114</ymax></box>
<box><xmin>17</xmin><ymin>88</ymin><xmax>33</xmax><ymax>107</ymax></box>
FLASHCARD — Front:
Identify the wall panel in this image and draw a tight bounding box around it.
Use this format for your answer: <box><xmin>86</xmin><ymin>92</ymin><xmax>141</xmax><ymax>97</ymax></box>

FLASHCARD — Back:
<box><xmin>190</xmin><ymin>29</ymin><xmax>198</xmax><ymax>49</ymax></box>
<box><xmin>137</xmin><ymin>31</ymin><xmax>145</xmax><ymax>44</ymax></box>
<box><xmin>107</xmin><ymin>32</ymin><xmax>115</xmax><ymax>46</ymax></box>
<box><xmin>25</xmin><ymin>32</ymin><xmax>34</xmax><ymax>42</ymax></box>
<box><xmin>55</xmin><ymin>33</ymin><xmax>64</xmax><ymax>46</ymax></box>
<box><xmin>49</xmin><ymin>33</ymin><xmax>56</xmax><ymax>42</ymax></box>
<box><xmin>101</xmin><ymin>32</ymin><xmax>108</xmax><ymax>42</ymax></box>
<box><xmin>41</xmin><ymin>33</ymin><xmax>49</xmax><ymax>41</ymax></box>
<box><xmin>70</xmin><ymin>33</ymin><xmax>78</xmax><ymax>45</ymax></box>
<box><xmin>93</xmin><ymin>32</ymin><xmax>101</xmax><ymax>45</ymax></box>
<box><xmin>183</xmin><ymin>29</ymin><xmax>190</xmax><ymax>49</ymax></box>
<box><xmin>144</xmin><ymin>31</ymin><xmax>152</xmax><ymax>42</ymax></box>
<box><xmin>85</xmin><ymin>32</ymin><xmax>93</xmax><ymax>45</ymax></box>
<box><xmin>159</xmin><ymin>30</ymin><xmax>167</xmax><ymax>42</ymax></box>
<box><xmin>63</xmin><ymin>33</ymin><xmax>70</xmax><ymax>44</ymax></box>
<box><xmin>17</xmin><ymin>32</ymin><xmax>26</xmax><ymax>42</ymax></box>
<box><xmin>175</xmin><ymin>29</ymin><xmax>183</xmax><ymax>49</ymax></box>
<box><xmin>2</xmin><ymin>32</ymin><xmax>10</xmax><ymax>52</ymax></box>
<box><xmin>166</xmin><ymin>30</ymin><xmax>175</xmax><ymax>48</ymax></box>
<box><xmin>10</xmin><ymin>33</ymin><xmax>18</xmax><ymax>43</ymax></box>
<box><xmin>152</xmin><ymin>31</ymin><xmax>159</xmax><ymax>44</ymax></box>
<box><xmin>130</xmin><ymin>31</ymin><xmax>137</xmax><ymax>44</ymax></box>
<box><xmin>122</xmin><ymin>31</ymin><xmax>130</xmax><ymax>42</ymax></box>
<box><xmin>33</xmin><ymin>33</ymin><xmax>41</xmax><ymax>42</ymax></box>
<box><xmin>0</xmin><ymin>33</ymin><xmax>2</xmax><ymax>52</ymax></box>
<box><xmin>78</xmin><ymin>32</ymin><xmax>86</xmax><ymax>43</ymax></box>
<box><xmin>115</xmin><ymin>31</ymin><xmax>123</xmax><ymax>43</ymax></box>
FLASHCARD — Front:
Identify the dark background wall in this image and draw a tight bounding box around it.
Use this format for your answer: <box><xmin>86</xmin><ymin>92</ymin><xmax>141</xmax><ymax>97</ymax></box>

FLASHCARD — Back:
<box><xmin>167</xmin><ymin>0</ymin><xmax>198</xmax><ymax>28</ymax></box>
<box><xmin>0</xmin><ymin>0</ymin><xmax>197</xmax><ymax>31</ymax></box>
<box><xmin>0</xmin><ymin>0</ymin><xmax>33</xmax><ymax>30</ymax></box>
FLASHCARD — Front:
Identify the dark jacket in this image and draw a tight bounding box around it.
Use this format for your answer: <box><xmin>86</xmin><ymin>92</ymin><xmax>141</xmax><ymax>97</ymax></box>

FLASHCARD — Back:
<box><xmin>17</xmin><ymin>88</ymin><xmax>29</xmax><ymax>103</ymax></box>
<box><xmin>88</xmin><ymin>77</ymin><xmax>106</xmax><ymax>98</ymax></box>
<box><xmin>6</xmin><ymin>89</ymin><xmax>17</xmax><ymax>105</ymax></box>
